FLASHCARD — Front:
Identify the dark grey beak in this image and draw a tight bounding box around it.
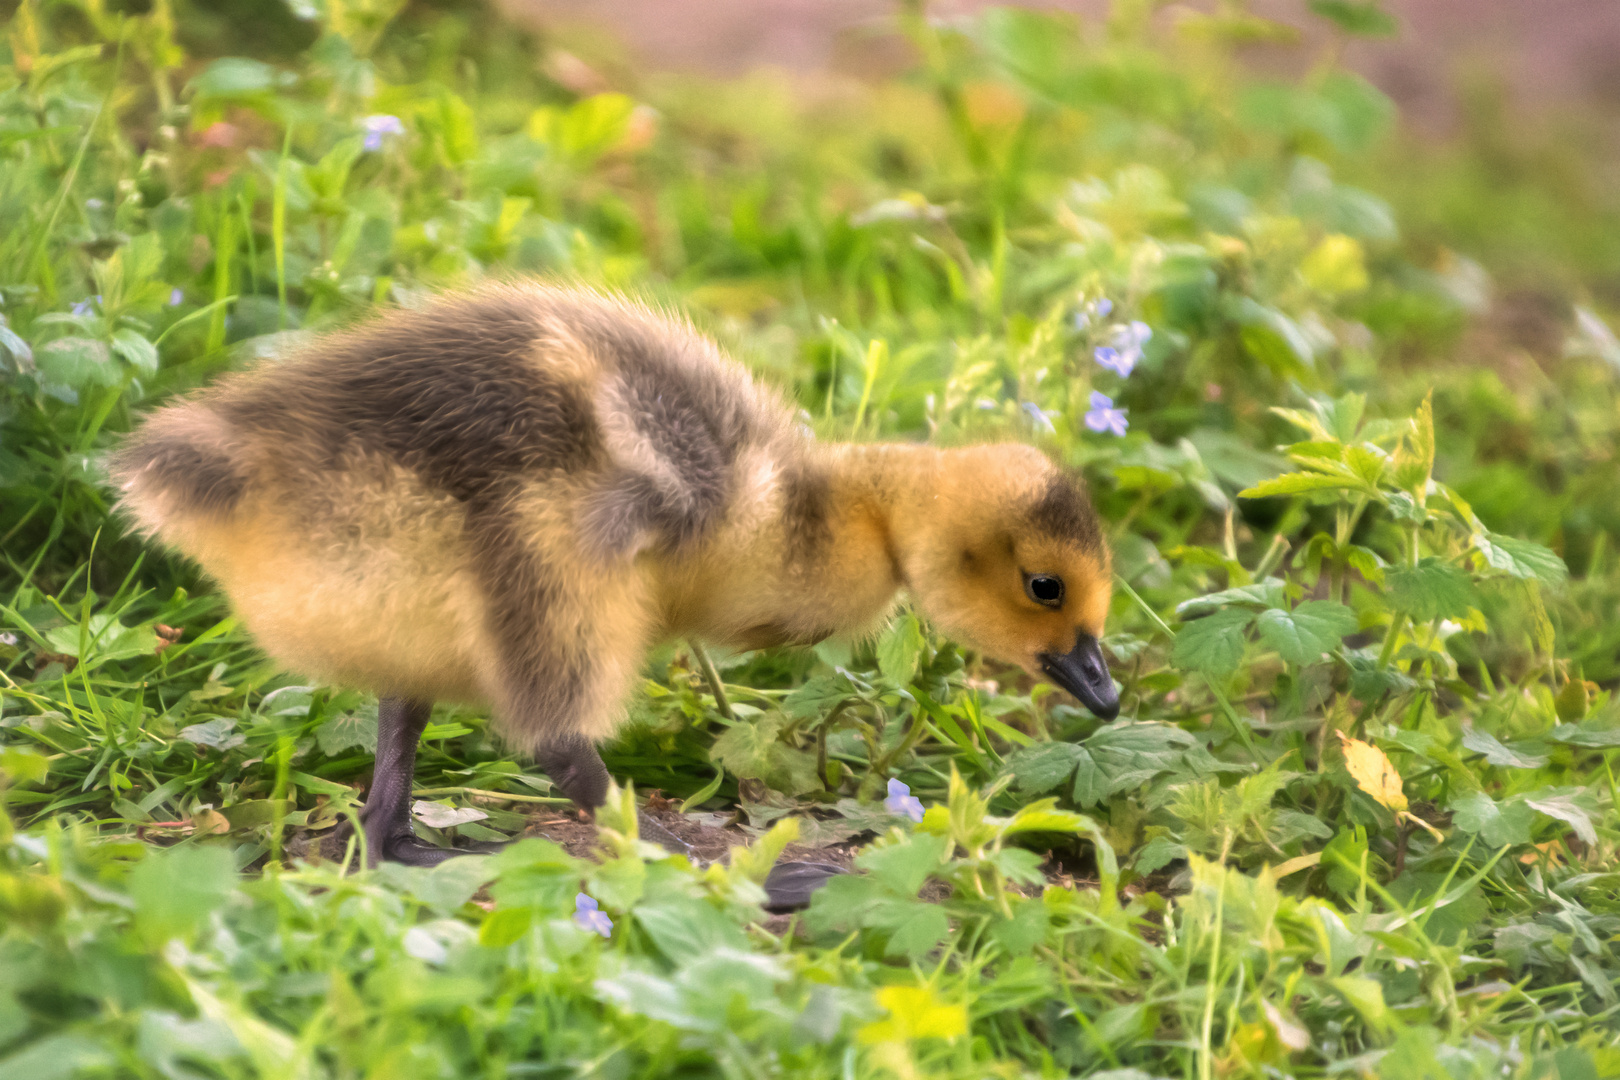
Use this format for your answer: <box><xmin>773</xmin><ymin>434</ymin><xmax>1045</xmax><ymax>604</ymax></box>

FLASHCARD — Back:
<box><xmin>1039</xmin><ymin>634</ymin><xmax>1119</xmax><ymax>721</ymax></box>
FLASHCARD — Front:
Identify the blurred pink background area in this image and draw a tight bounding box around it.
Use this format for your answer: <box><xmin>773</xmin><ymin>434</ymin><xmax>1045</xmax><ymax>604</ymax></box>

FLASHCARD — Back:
<box><xmin>497</xmin><ymin>0</ymin><xmax>1620</xmax><ymax>129</ymax></box>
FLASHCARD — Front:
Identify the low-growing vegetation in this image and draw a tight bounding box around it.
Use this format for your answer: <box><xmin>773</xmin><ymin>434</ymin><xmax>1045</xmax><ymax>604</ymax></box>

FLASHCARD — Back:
<box><xmin>4</xmin><ymin>0</ymin><xmax>1620</xmax><ymax>1076</ymax></box>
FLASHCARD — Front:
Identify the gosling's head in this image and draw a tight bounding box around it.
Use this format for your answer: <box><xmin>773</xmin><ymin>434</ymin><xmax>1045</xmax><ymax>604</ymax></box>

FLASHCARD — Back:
<box><xmin>905</xmin><ymin>444</ymin><xmax>1118</xmax><ymax>720</ymax></box>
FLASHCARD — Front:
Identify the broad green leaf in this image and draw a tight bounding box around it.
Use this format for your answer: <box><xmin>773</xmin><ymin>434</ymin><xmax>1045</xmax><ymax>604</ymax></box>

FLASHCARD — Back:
<box><xmin>110</xmin><ymin>328</ymin><xmax>159</xmax><ymax>374</ymax></box>
<box><xmin>635</xmin><ymin>896</ymin><xmax>750</xmax><ymax>965</ymax></box>
<box><xmin>1524</xmin><ymin>790</ymin><xmax>1598</xmax><ymax>845</ymax></box>
<box><xmin>859</xmin><ymin>833</ymin><xmax>950</xmax><ymax>896</ymax></box>
<box><xmin>1308</xmin><ymin>0</ymin><xmax>1397</xmax><ymax>37</ymax></box>
<box><xmin>1175</xmin><ymin>579</ymin><xmax>1286</xmax><ymax>618</ymax></box>
<box><xmin>315</xmin><ymin>708</ymin><xmax>378</xmax><ymax>755</ymax></box>
<box><xmin>1448</xmin><ymin>791</ymin><xmax>1533</xmax><ymax>847</ymax></box>
<box><xmin>0</xmin><ymin>1034</ymin><xmax>115</xmax><ymax>1080</ymax></box>
<box><xmin>1256</xmin><ymin>601</ymin><xmax>1357</xmax><ymax>666</ymax></box>
<box><xmin>877</xmin><ymin>612</ymin><xmax>926</xmax><ymax>686</ymax></box>
<box><xmin>1004</xmin><ymin>742</ymin><xmax>1086</xmax><ymax>794</ymax></box>
<box><xmin>1386</xmin><ymin>558</ymin><xmax>1477</xmax><ymax>622</ymax></box>
<box><xmin>35</xmin><ymin>336</ymin><xmax>115</xmax><ymax>389</ymax></box>
<box><xmin>1171</xmin><ymin>606</ymin><xmax>1254</xmax><ymax>676</ymax></box>
<box><xmin>1329</xmin><ymin>975</ymin><xmax>1391</xmax><ymax>1033</ymax></box>
<box><xmin>130</xmin><ymin>846</ymin><xmax>237</xmax><ymax>941</ymax></box>
<box><xmin>1548</xmin><ymin>723</ymin><xmax>1620</xmax><ymax>748</ymax></box>
<box><xmin>1460</xmin><ymin>728</ymin><xmax>1548</xmax><ymax>768</ymax></box>
<box><xmin>782</xmin><ymin>673</ymin><xmax>856</xmax><ymax>720</ymax></box>
<box><xmin>1473</xmin><ymin>533</ymin><xmax>1568</xmax><ymax>584</ymax></box>
<box><xmin>1238</xmin><ymin>471</ymin><xmax>1367</xmax><ymax>499</ymax></box>
<box><xmin>709</xmin><ymin>712</ymin><xmax>785</xmax><ymax>779</ymax></box>
<box><xmin>1002</xmin><ymin>801</ymin><xmax>1093</xmax><ymax>837</ymax></box>
<box><xmin>1133</xmin><ymin>835</ymin><xmax>1185</xmax><ymax>875</ymax></box>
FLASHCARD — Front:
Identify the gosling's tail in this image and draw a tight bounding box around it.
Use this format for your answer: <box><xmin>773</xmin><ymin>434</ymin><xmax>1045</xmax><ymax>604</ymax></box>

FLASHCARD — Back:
<box><xmin>110</xmin><ymin>403</ymin><xmax>248</xmax><ymax>541</ymax></box>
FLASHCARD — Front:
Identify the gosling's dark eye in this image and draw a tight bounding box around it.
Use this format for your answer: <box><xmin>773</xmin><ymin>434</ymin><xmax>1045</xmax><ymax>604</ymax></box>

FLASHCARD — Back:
<box><xmin>1025</xmin><ymin>574</ymin><xmax>1064</xmax><ymax>608</ymax></box>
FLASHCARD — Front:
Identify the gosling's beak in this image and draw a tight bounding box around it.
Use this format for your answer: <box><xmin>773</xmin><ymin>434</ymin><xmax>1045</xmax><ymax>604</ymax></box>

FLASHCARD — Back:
<box><xmin>1039</xmin><ymin>633</ymin><xmax>1119</xmax><ymax>721</ymax></box>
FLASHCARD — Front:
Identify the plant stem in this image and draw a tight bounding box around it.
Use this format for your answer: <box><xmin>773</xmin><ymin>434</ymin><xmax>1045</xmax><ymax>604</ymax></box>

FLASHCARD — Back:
<box><xmin>688</xmin><ymin>639</ymin><xmax>734</xmax><ymax>721</ymax></box>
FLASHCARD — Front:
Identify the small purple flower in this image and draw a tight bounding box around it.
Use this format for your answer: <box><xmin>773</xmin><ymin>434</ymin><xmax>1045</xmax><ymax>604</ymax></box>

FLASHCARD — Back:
<box><xmin>574</xmin><ymin>892</ymin><xmax>612</xmax><ymax>937</ymax></box>
<box><xmin>1114</xmin><ymin>320</ymin><xmax>1151</xmax><ymax>350</ymax></box>
<box><xmin>974</xmin><ymin>397</ymin><xmax>997</xmax><ymax>411</ymax></box>
<box><xmin>1084</xmin><ymin>391</ymin><xmax>1128</xmax><ymax>436</ymax></box>
<box><xmin>362</xmin><ymin>114</ymin><xmax>405</xmax><ymax>151</ymax></box>
<box><xmin>884</xmin><ymin>778</ymin><xmax>925</xmax><ymax>823</ymax></box>
<box><xmin>1093</xmin><ymin>345</ymin><xmax>1135</xmax><ymax>377</ymax></box>
<box><xmin>1072</xmin><ymin>296</ymin><xmax>1113</xmax><ymax>332</ymax></box>
<box><xmin>71</xmin><ymin>295</ymin><xmax>102</xmax><ymax>317</ymax></box>
<box><xmin>1020</xmin><ymin>400</ymin><xmax>1056</xmax><ymax>434</ymax></box>
<box><xmin>168</xmin><ymin>288</ymin><xmax>184</xmax><ymax>307</ymax></box>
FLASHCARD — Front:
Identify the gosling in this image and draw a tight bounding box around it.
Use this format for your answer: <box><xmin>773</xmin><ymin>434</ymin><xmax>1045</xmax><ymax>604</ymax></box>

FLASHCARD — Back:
<box><xmin>112</xmin><ymin>284</ymin><xmax>1118</xmax><ymax>902</ymax></box>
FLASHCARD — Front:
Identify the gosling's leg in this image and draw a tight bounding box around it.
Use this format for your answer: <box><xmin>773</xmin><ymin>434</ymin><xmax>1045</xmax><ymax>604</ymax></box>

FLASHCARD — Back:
<box><xmin>531</xmin><ymin>735</ymin><xmax>843</xmax><ymax>909</ymax></box>
<box><xmin>361</xmin><ymin>696</ymin><xmax>463</xmax><ymax>867</ymax></box>
<box><xmin>532</xmin><ymin>734</ymin><xmax>695</xmax><ymax>857</ymax></box>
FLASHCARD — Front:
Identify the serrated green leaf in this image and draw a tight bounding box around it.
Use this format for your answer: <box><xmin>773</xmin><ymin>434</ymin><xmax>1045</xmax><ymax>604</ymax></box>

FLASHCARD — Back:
<box><xmin>709</xmin><ymin>713</ymin><xmax>785</xmax><ymax>779</ymax></box>
<box><xmin>1238</xmin><ymin>472</ymin><xmax>1368</xmax><ymax>499</ymax></box>
<box><xmin>877</xmin><ymin>612</ymin><xmax>925</xmax><ymax>686</ymax></box>
<box><xmin>1255</xmin><ymin>601</ymin><xmax>1356</xmax><ymax>666</ymax></box>
<box><xmin>1460</xmin><ymin>728</ymin><xmax>1548</xmax><ymax>768</ymax></box>
<box><xmin>1004</xmin><ymin>742</ymin><xmax>1087</xmax><ymax>794</ymax></box>
<box><xmin>1549</xmin><ymin>723</ymin><xmax>1620</xmax><ymax>748</ymax></box>
<box><xmin>1175</xmin><ymin>579</ymin><xmax>1287</xmax><ymax>617</ymax></box>
<box><xmin>1386</xmin><ymin>558</ymin><xmax>1477</xmax><ymax>621</ymax></box>
<box><xmin>1308</xmin><ymin>0</ymin><xmax>1397</xmax><ymax>37</ymax></box>
<box><xmin>1525</xmin><ymin>789</ymin><xmax>1598</xmax><ymax>845</ymax></box>
<box><xmin>110</xmin><ymin>328</ymin><xmax>159</xmax><ymax>374</ymax></box>
<box><xmin>1448</xmin><ymin>790</ymin><xmax>1533</xmax><ymax>847</ymax></box>
<box><xmin>1473</xmin><ymin>533</ymin><xmax>1568</xmax><ymax>584</ymax></box>
<box><xmin>315</xmin><ymin>708</ymin><xmax>378</xmax><ymax>755</ymax></box>
<box><xmin>1171</xmin><ymin>606</ymin><xmax>1254</xmax><ymax>675</ymax></box>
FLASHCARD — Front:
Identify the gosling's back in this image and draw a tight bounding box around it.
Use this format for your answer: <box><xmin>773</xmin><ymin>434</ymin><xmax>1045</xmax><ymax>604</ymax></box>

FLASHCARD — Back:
<box><xmin>113</xmin><ymin>284</ymin><xmax>801</xmax><ymax>741</ymax></box>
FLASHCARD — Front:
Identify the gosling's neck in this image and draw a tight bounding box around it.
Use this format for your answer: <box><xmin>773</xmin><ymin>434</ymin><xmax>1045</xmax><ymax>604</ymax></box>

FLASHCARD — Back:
<box><xmin>816</xmin><ymin>441</ymin><xmax>947</xmax><ymax>593</ymax></box>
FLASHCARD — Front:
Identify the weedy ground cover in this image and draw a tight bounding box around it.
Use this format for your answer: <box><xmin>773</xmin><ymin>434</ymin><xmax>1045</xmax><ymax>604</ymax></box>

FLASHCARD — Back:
<box><xmin>4</xmin><ymin>0</ymin><xmax>1620</xmax><ymax>1076</ymax></box>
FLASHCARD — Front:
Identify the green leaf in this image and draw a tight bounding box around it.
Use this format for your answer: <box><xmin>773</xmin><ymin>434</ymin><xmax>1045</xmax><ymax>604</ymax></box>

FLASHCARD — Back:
<box><xmin>0</xmin><ymin>1034</ymin><xmax>115</xmax><ymax>1080</ymax></box>
<box><xmin>635</xmin><ymin>896</ymin><xmax>750</xmax><ymax>965</ymax></box>
<box><xmin>1004</xmin><ymin>742</ymin><xmax>1086</xmax><ymax>794</ymax></box>
<box><xmin>1238</xmin><ymin>471</ymin><xmax>1366</xmax><ymax>499</ymax></box>
<box><xmin>129</xmin><ymin>845</ymin><xmax>237</xmax><ymax>941</ymax></box>
<box><xmin>1002</xmin><ymin>800</ymin><xmax>1093</xmax><ymax>837</ymax></box>
<box><xmin>877</xmin><ymin>612</ymin><xmax>926</xmax><ymax>686</ymax></box>
<box><xmin>1548</xmin><ymin>723</ymin><xmax>1620</xmax><ymax>748</ymax></box>
<box><xmin>1133</xmin><ymin>835</ymin><xmax>1185</xmax><ymax>875</ymax></box>
<box><xmin>1386</xmin><ymin>558</ymin><xmax>1478</xmax><ymax>622</ymax></box>
<box><xmin>35</xmin><ymin>336</ymin><xmax>115</xmax><ymax>389</ymax></box>
<box><xmin>1255</xmin><ymin>601</ymin><xmax>1357</xmax><ymax>666</ymax></box>
<box><xmin>782</xmin><ymin>673</ymin><xmax>856</xmax><ymax>720</ymax></box>
<box><xmin>1171</xmin><ymin>606</ymin><xmax>1255</xmax><ymax>676</ymax></box>
<box><xmin>315</xmin><ymin>708</ymin><xmax>378</xmax><ymax>755</ymax></box>
<box><xmin>1460</xmin><ymin>728</ymin><xmax>1548</xmax><ymax>768</ymax></box>
<box><xmin>1524</xmin><ymin>789</ymin><xmax>1598</xmax><ymax>845</ymax></box>
<box><xmin>859</xmin><ymin>833</ymin><xmax>949</xmax><ymax>896</ymax></box>
<box><xmin>1448</xmin><ymin>791</ymin><xmax>1533</xmax><ymax>847</ymax></box>
<box><xmin>709</xmin><ymin>712</ymin><xmax>785</xmax><ymax>779</ymax></box>
<box><xmin>1473</xmin><ymin>533</ymin><xmax>1568</xmax><ymax>584</ymax></box>
<box><xmin>1174</xmin><ymin>579</ymin><xmax>1287</xmax><ymax>618</ymax></box>
<box><xmin>110</xmin><ymin>328</ymin><xmax>159</xmax><ymax>374</ymax></box>
<box><xmin>1308</xmin><ymin>0</ymin><xmax>1397</xmax><ymax>37</ymax></box>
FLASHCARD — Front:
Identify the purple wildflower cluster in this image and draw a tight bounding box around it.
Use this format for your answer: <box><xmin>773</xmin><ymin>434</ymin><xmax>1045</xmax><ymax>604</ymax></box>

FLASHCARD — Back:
<box><xmin>1076</xmin><ymin>296</ymin><xmax>1151</xmax><ymax>437</ymax></box>
<box><xmin>884</xmin><ymin>778</ymin><xmax>925</xmax><ymax>823</ymax></box>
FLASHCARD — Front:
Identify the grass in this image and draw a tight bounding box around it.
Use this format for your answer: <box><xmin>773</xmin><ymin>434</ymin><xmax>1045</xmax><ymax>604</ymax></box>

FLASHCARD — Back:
<box><xmin>4</xmin><ymin>0</ymin><xmax>1620</xmax><ymax>1076</ymax></box>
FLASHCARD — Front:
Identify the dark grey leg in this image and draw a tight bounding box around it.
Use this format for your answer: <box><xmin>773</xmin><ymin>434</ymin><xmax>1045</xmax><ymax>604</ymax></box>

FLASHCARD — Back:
<box><xmin>362</xmin><ymin>697</ymin><xmax>462</xmax><ymax>867</ymax></box>
<box><xmin>533</xmin><ymin>734</ymin><xmax>694</xmax><ymax>857</ymax></box>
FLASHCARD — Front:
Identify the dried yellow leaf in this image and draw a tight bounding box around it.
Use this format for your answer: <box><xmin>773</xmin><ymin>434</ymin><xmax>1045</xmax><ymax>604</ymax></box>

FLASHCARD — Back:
<box><xmin>1336</xmin><ymin>731</ymin><xmax>1407</xmax><ymax>812</ymax></box>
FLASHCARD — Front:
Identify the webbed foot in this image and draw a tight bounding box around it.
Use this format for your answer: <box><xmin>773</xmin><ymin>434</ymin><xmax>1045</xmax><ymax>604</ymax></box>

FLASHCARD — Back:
<box><xmin>762</xmin><ymin>860</ymin><xmax>846</xmax><ymax>911</ymax></box>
